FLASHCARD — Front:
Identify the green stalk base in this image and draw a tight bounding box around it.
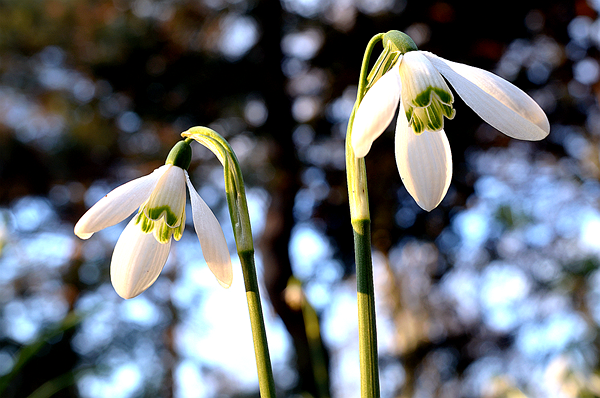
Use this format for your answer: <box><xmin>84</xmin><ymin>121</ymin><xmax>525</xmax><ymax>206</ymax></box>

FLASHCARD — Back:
<box><xmin>353</xmin><ymin>218</ymin><xmax>380</xmax><ymax>398</ymax></box>
<box><xmin>239</xmin><ymin>249</ymin><xmax>276</xmax><ymax>398</ymax></box>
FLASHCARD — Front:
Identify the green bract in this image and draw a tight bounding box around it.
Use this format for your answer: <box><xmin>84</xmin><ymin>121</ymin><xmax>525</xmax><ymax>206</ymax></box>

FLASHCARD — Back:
<box><xmin>365</xmin><ymin>30</ymin><xmax>418</xmax><ymax>91</ymax></box>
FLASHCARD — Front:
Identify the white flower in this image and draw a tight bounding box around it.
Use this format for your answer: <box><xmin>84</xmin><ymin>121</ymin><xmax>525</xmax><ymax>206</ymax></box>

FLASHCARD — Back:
<box><xmin>74</xmin><ymin>163</ymin><xmax>232</xmax><ymax>299</ymax></box>
<box><xmin>351</xmin><ymin>50</ymin><xmax>550</xmax><ymax>211</ymax></box>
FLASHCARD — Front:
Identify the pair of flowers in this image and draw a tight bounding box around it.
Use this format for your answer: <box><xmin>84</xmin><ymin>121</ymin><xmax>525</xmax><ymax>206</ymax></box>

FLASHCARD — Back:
<box><xmin>75</xmin><ymin>35</ymin><xmax>549</xmax><ymax>299</ymax></box>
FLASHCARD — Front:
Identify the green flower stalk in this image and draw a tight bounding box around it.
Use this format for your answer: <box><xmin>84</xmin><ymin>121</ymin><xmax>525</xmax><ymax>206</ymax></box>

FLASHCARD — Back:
<box><xmin>345</xmin><ymin>32</ymin><xmax>385</xmax><ymax>398</ymax></box>
<box><xmin>182</xmin><ymin>126</ymin><xmax>276</xmax><ymax>398</ymax></box>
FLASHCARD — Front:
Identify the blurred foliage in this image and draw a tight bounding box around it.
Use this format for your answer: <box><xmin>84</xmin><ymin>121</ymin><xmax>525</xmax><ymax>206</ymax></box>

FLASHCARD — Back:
<box><xmin>1</xmin><ymin>0</ymin><xmax>600</xmax><ymax>397</ymax></box>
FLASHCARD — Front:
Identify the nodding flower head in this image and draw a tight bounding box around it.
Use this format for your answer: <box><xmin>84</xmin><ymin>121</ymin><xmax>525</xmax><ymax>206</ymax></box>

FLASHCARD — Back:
<box><xmin>351</xmin><ymin>32</ymin><xmax>549</xmax><ymax>211</ymax></box>
<box><xmin>74</xmin><ymin>140</ymin><xmax>233</xmax><ymax>299</ymax></box>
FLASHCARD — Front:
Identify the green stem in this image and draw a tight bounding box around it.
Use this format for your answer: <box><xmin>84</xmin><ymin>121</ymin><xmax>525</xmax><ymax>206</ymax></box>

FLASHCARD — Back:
<box><xmin>346</xmin><ymin>33</ymin><xmax>384</xmax><ymax>398</ymax></box>
<box><xmin>240</xmin><ymin>250</ymin><xmax>276</xmax><ymax>398</ymax></box>
<box><xmin>182</xmin><ymin>127</ymin><xmax>275</xmax><ymax>398</ymax></box>
<box><xmin>354</xmin><ymin>219</ymin><xmax>377</xmax><ymax>397</ymax></box>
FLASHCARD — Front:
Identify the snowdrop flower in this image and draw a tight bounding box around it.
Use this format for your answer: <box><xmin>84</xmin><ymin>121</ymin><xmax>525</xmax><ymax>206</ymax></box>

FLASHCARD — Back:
<box><xmin>352</xmin><ymin>31</ymin><xmax>550</xmax><ymax>211</ymax></box>
<box><xmin>74</xmin><ymin>140</ymin><xmax>232</xmax><ymax>299</ymax></box>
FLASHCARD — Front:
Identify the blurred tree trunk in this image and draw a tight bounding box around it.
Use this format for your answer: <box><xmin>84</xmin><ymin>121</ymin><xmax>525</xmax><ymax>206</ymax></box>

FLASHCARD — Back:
<box><xmin>254</xmin><ymin>0</ymin><xmax>330</xmax><ymax>396</ymax></box>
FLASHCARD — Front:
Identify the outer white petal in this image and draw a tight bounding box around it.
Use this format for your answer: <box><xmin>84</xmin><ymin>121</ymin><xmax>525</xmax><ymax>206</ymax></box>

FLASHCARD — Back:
<box><xmin>74</xmin><ymin>165</ymin><xmax>169</xmax><ymax>239</ymax></box>
<box><xmin>144</xmin><ymin>165</ymin><xmax>187</xmax><ymax>227</ymax></box>
<box><xmin>423</xmin><ymin>51</ymin><xmax>549</xmax><ymax>141</ymax></box>
<box><xmin>110</xmin><ymin>216</ymin><xmax>172</xmax><ymax>299</ymax></box>
<box><xmin>395</xmin><ymin>104</ymin><xmax>452</xmax><ymax>212</ymax></box>
<box><xmin>185</xmin><ymin>171</ymin><xmax>233</xmax><ymax>288</ymax></box>
<box><xmin>351</xmin><ymin>60</ymin><xmax>402</xmax><ymax>158</ymax></box>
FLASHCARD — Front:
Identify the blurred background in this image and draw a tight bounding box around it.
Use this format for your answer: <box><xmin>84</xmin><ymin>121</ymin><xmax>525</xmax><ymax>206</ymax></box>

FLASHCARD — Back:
<box><xmin>0</xmin><ymin>0</ymin><xmax>598</xmax><ymax>397</ymax></box>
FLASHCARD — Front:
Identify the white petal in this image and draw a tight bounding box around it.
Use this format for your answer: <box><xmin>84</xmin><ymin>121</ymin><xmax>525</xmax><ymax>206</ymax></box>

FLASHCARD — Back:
<box><xmin>351</xmin><ymin>60</ymin><xmax>402</xmax><ymax>158</ymax></box>
<box><xmin>399</xmin><ymin>51</ymin><xmax>454</xmax><ymax>110</ymax></box>
<box><xmin>423</xmin><ymin>52</ymin><xmax>549</xmax><ymax>141</ymax></box>
<box><xmin>185</xmin><ymin>171</ymin><xmax>233</xmax><ymax>288</ymax></box>
<box><xmin>74</xmin><ymin>165</ymin><xmax>169</xmax><ymax>239</ymax></box>
<box><xmin>144</xmin><ymin>165</ymin><xmax>187</xmax><ymax>228</ymax></box>
<box><xmin>110</xmin><ymin>217</ymin><xmax>172</xmax><ymax>299</ymax></box>
<box><xmin>395</xmin><ymin>104</ymin><xmax>452</xmax><ymax>212</ymax></box>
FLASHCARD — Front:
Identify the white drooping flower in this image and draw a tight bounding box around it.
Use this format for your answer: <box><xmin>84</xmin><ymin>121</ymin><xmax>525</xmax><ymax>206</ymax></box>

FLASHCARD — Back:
<box><xmin>74</xmin><ymin>141</ymin><xmax>232</xmax><ymax>299</ymax></box>
<box><xmin>351</xmin><ymin>45</ymin><xmax>550</xmax><ymax>212</ymax></box>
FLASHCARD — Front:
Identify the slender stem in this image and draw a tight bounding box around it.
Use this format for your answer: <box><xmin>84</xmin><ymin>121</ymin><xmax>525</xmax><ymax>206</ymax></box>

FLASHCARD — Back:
<box><xmin>354</xmin><ymin>219</ymin><xmax>377</xmax><ymax>398</ymax></box>
<box><xmin>346</xmin><ymin>34</ymin><xmax>384</xmax><ymax>398</ymax></box>
<box><xmin>346</xmin><ymin>33</ymin><xmax>384</xmax><ymax>221</ymax></box>
<box><xmin>239</xmin><ymin>250</ymin><xmax>276</xmax><ymax>398</ymax></box>
<box><xmin>182</xmin><ymin>127</ymin><xmax>275</xmax><ymax>398</ymax></box>
<box><xmin>357</xmin><ymin>34</ymin><xmax>385</xmax><ymax>105</ymax></box>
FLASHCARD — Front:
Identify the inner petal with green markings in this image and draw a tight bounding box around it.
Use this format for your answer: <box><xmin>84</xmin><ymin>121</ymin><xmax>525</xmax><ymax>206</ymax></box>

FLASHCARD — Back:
<box><xmin>135</xmin><ymin>164</ymin><xmax>187</xmax><ymax>244</ymax></box>
<box><xmin>399</xmin><ymin>51</ymin><xmax>455</xmax><ymax>135</ymax></box>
